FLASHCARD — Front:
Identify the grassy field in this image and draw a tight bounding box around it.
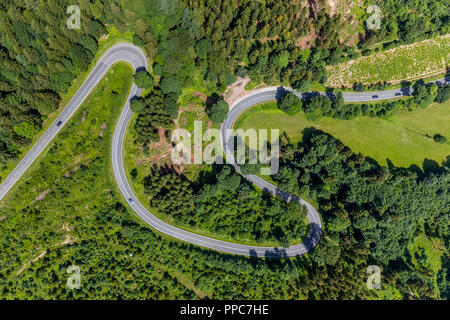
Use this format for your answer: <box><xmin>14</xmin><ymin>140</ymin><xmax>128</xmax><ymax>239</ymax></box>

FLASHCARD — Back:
<box><xmin>326</xmin><ymin>35</ymin><xmax>450</xmax><ymax>88</ymax></box>
<box><xmin>407</xmin><ymin>232</ymin><xmax>446</xmax><ymax>297</ymax></box>
<box><xmin>234</xmin><ymin>100</ymin><xmax>450</xmax><ymax>168</ymax></box>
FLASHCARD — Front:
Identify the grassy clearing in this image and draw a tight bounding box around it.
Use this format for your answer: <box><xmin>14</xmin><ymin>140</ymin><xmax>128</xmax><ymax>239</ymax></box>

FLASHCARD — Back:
<box><xmin>234</xmin><ymin>100</ymin><xmax>450</xmax><ymax>168</ymax></box>
<box><xmin>407</xmin><ymin>233</ymin><xmax>446</xmax><ymax>296</ymax></box>
<box><xmin>326</xmin><ymin>35</ymin><xmax>449</xmax><ymax>88</ymax></box>
<box><xmin>408</xmin><ymin>234</ymin><xmax>445</xmax><ymax>274</ymax></box>
<box><xmin>0</xmin><ymin>27</ymin><xmax>136</xmax><ymax>184</ymax></box>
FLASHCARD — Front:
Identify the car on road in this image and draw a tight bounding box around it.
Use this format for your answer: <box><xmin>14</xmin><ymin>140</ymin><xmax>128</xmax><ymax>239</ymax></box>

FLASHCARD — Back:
<box><xmin>372</xmin><ymin>95</ymin><xmax>379</xmax><ymax>99</ymax></box>
<box><xmin>128</xmin><ymin>198</ymin><xmax>134</xmax><ymax>204</ymax></box>
<box><xmin>395</xmin><ymin>92</ymin><xmax>402</xmax><ymax>96</ymax></box>
<box><xmin>56</xmin><ymin>120</ymin><xmax>63</xmax><ymax>127</ymax></box>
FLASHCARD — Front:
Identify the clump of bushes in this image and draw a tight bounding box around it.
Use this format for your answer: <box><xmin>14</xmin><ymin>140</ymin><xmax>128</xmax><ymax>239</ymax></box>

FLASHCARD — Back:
<box><xmin>433</xmin><ymin>134</ymin><xmax>447</xmax><ymax>144</ymax></box>
<box><xmin>277</xmin><ymin>92</ymin><xmax>302</xmax><ymax>115</ymax></box>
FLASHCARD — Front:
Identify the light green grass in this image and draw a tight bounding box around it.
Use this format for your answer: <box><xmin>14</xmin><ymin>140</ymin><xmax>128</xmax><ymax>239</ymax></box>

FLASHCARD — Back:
<box><xmin>408</xmin><ymin>234</ymin><xmax>444</xmax><ymax>274</ymax></box>
<box><xmin>326</xmin><ymin>35</ymin><xmax>449</xmax><ymax>87</ymax></box>
<box><xmin>234</xmin><ymin>101</ymin><xmax>450</xmax><ymax>168</ymax></box>
<box><xmin>406</xmin><ymin>233</ymin><xmax>446</xmax><ymax>298</ymax></box>
<box><xmin>373</xmin><ymin>285</ymin><xmax>404</xmax><ymax>300</ymax></box>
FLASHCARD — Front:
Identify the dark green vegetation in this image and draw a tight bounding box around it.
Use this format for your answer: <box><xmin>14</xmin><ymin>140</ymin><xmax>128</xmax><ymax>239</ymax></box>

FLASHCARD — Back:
<box><xmin>142</xmin><ymin>165</ymin><xmax>308</xmax><ymax>246</ymax></box>
<box><xmin>272</xmin><ymin>128</ymin><xmax>449</xmax><ymax>298</ymax></box>
<box><xmin>126</xmin><ymin>0</ymin><xmax>449</xmax><ymax>127</ymax></box>
<box><xmin>435</xmin><ymin>84</ymin><xmax>450</xmax><ymax>103</ymax></box>
<box><xmin>434</xmin><ymin>134</ymin><xmax>448</xmax><ymax>144</ymax></box>
<box><xmin>0</xmin><ymin>63</ymin><xmax>389</xmax><ymax>300</ymax></box>
<box><xmin>362</xmin><ymin>0</ymin><xmax>448</xmax><ymax>52</ymax></box>
<box><xmin>278</xmin><ymin>92</ymin><xmax>303</xmax><ymax>115</ymax></box>
<box><xmin>338</xmin><ymin>82</ymin><xmax>448</xmax><ymax>120</ymax></box>
<box><xmin>2</xmin><ymin>63</ymin><xmax>446</xmax><ymax>298</ymax></box>
<box><xmin>0</xmin><ymin>0</ymin><xmax>446</xmax><ymax>167</ymax></box>
<box><xmin>134</xmin><ymin>70</ymin><xmax>154</xmax><ymax>89</ymax></box>
<box><xmin>0</xmin><ymin>0</ymin><xmax>120</xmax><ymax>168</ymax></box>
<box><xmin>133</xmin><ymin>87</ymin><xmax>180</xmax><ymax>143</ymax></box>
<box><xmin>206</xmin><ymin>99</ymin><xmax>228</xmax><ymax>123</ymax></box>
<box><xmin>1</xmin><ymin>0</ymin><xmax>448</xmax><ymax>168</ymax></box>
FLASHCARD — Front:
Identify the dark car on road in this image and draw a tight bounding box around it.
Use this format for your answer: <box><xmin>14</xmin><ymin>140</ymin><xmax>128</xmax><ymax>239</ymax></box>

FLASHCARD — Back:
<box><xmin>57</xmin><ymin>120</ymin><xmax>63</xmax><ymax>127</ymax></box>
<box><xmin>372</xmin><ymin>95</ymin><xmax>379</xmax><ymax>99</ymax></box>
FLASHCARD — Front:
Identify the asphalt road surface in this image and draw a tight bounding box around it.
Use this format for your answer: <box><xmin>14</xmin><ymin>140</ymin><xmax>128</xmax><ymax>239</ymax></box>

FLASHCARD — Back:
<box><xmin>0</xmin><ymin>43</ymin><xmax>447</xmax><ymax>257</ymax></box>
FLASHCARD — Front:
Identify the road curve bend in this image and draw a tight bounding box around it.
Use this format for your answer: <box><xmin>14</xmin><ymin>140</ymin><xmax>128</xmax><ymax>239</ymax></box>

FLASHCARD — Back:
<box><xmin>1</xmin><ymin>43</ymin><xmax>447</xmax><ymax>258</ymax></box>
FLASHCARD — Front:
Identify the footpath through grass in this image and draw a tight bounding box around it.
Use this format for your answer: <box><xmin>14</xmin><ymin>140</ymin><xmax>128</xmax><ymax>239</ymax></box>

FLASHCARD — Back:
<box><xmin>234</xmin><ymin>100</ymin><xmax>450</xmax><ymax>168</ymax></box>
<box><xmin>326</xmin><ymin>35</ymin><xmax>449</xmax><ymax>88</ymax></box>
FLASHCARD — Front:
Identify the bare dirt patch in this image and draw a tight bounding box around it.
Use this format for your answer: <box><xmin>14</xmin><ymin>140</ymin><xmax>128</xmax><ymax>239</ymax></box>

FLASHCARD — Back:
<box><xmin>224</xmin><ymin>76</ymin><xmax>251</xmax><ymax>108</ymax></box>
<box><xmin>16</xmin><ymin>233</ymin><xmax>77</xmax><ymax>276</ymax></box>
<box><xmin>192</xmin><ymin>91</ymin><xmax>207</xmax><ymax>102</ymax></box>
<box><xmin>34</xmin><ymin>189</ymin><xmax>52</xmax><ymax>202</ymax></box>
<box><xmin>296</xmin><ymin>32</ymin><xmax>317</xmax><ymax>49</ymax></box>
<box><xmin>328</xmin><ymin>0</ymin><xmax>338</xmax><ymax>17</ymax></box>
<box><xmin>99</xmin><ymin>122</ymin><xmax>107</xmax><ymax>138</ymax></box>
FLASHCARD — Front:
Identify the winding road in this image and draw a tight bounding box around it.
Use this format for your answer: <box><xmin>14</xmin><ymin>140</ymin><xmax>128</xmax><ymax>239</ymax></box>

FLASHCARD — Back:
<box><xmin>0</xmin><ymin>43</ymin><xmax>447</xmax><ymax>258</ymax></box>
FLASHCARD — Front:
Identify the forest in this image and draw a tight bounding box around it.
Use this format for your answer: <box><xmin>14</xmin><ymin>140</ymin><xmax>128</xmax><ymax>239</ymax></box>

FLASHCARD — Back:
<box><xmin>0</xmin><ymin>0</ymin><xmax>113</xmax><ymax>168</ymax></box>
<box><xmin>2</xmin><ymin>117</ymin><xmax>447</xmax><ymax>299</ymax></box>
<box><xmin>0</xmin><ymin>0</ymin><xmax>448</xmax><ymax>300</ymax></box>
<box><xmin>142</xmin><ymin>164</ymin><xmax>308</xmax><ymax>246</ymax></box>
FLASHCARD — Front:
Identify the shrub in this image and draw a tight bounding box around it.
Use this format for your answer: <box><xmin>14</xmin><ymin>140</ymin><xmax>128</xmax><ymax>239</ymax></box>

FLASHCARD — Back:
<box><xmin>207</xmin><ymin>100</ymin><xmax>229</xmax><ymax>123</ymax></box>
<box><xmin>433</xmin><ymin>134</ymin><xmax>447</xmax><ymax>144</ymax></box>
<box><xmin>278</xmin><ymin>92</ymin><xmax>302</xmax><ymax>115</ymax></box>
<box><xmin>130</xmin><ymin>97</ymin><xmax>146</xmax><ymax>113</ymax></box>
<box><xmin>435</xmin><ymin>85</ymin><xmax>450</xmax><ymax>103</ymax></box>
<box><xmin>134</xmin><ymin>70</ymin><xmax>154</xmax><ymax>89</ymax></box>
